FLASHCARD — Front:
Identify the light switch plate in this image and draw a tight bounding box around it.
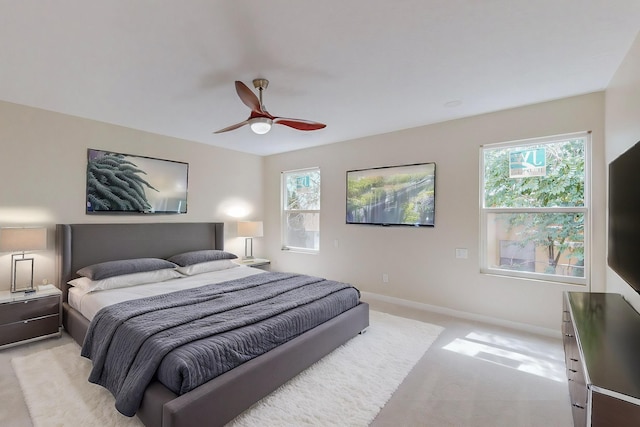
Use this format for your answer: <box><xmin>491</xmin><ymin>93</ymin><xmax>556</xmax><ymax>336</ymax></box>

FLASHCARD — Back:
<box><xmin>455</xmin><ymin>248</ymin><xmax>469</xmax><ymax>259</ymax></box>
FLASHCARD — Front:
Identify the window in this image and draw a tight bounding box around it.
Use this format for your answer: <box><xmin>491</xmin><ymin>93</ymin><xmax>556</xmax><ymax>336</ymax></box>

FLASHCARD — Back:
<box><xmin>480</xmin><ymin>132</ymin><xmax>589</xmax><ymax>285</ymax></box>
<box><xmin>282</xmin><ymin>167</ymin><xmax>320</xmax><ymax>252</ymax></box>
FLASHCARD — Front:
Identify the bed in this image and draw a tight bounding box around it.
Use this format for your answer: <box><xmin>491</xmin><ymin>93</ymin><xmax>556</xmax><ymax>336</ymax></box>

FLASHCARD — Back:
<box><xmin>55</xmin><ymin>222</ymin><xmax>369</xmax><ymax>427</ymax></box>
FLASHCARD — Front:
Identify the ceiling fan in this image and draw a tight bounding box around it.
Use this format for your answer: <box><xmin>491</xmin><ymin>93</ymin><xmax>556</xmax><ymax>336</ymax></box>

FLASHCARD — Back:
<box><xmin>214</xmin><ymin>79</ymin><xmax>326</xmax><ymax>135</ymax></box>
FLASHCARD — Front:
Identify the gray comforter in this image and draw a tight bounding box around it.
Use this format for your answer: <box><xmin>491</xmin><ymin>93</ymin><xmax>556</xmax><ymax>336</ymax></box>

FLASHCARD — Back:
<box><xmin>81</xmin><ymin>272</ymin><xmax>360</xmax><ymax>417</ymax></box>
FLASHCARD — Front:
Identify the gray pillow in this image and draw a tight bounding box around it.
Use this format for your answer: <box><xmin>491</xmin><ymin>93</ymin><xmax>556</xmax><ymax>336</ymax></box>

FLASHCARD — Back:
<box><xmin>167</xmin><ymin>250</ymin><xmax>237</xmax><ymax>267</ymax></box>
<box><xmin>77</xmin><ymin>258</ymin><xmax>177</xmax><ymax>281</ymax></box>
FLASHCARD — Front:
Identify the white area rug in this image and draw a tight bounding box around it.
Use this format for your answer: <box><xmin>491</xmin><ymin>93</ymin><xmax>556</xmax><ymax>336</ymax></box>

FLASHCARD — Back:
<box><xmin>12</xmin><ymin>311</ymin><xmax>443</xmax><ymax>427</ymax></box>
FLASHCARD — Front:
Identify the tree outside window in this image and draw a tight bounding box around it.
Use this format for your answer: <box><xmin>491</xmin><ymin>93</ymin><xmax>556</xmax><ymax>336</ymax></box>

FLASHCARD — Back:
<box><xmin>282</xmin><ymin>168</ymin><xmax>320</xmax><ymax>252</ymax></box>
<box><xmin>481</xmin><ymin>133</ymin><xmax>589</xmax><ymax>284</ymax></box>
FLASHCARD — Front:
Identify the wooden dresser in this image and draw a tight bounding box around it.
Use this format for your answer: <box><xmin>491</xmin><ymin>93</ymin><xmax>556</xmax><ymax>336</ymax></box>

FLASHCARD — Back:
<box><xmin>562</xmin><ymin>292</ymin><xmax>640</xmax><ymax>426</ymax></box>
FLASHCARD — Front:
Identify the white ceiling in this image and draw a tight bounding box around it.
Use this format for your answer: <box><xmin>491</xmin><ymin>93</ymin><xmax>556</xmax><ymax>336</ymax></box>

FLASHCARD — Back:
<box><xmin>0</xmin><ymin>1</ymin><xmax>638</xmax><ymax>156</ymax></box>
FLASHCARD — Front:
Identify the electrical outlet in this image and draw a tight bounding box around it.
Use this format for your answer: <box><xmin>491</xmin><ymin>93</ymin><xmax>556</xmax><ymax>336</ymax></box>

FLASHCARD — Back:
<box><xmin>382</xmin><ymin>273</ymin><xmax>389</xmax><ymax>283</ymax></box>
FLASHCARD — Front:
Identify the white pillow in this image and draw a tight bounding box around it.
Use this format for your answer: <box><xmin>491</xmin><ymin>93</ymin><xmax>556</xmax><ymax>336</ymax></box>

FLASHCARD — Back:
<box><xmin>176</xmin><ymin>259</ymin><xmax>239</xmax><ymax>276</ymax></box>
<box><xmin>68</xmin><ymin>276</ymin><xmax>93</xmax><ymax>291</ymax></box>
<box><xmin>68</xmin><ymin>268</ymin><xmax>183</xmax><ymax>292</ymax></box>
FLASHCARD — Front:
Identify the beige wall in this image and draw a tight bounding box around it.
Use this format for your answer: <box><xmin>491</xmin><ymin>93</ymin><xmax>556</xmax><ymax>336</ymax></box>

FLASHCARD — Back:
<box><xmin>605</xmin><ymin>32</ymin><xmax>640</xmax><ymax>310</ymax></box>
<box><xmin>0</xmin><ymin>101</ymin><xmax>264</xmax><ymax>291</ymax></box>
<box><xmin>264</xmin><ymin>93</ymin><xmax>606</xmax><ymax>332</ymax></box>
<box><xmin>0</xmin><ymin>83</ymin><xmax>614</xmax><ymax>331</ymax></box>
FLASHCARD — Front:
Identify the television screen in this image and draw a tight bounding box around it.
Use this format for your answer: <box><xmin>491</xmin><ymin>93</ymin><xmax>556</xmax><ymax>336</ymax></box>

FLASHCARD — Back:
<box><xmin>346</xmin><ymin>162</ymin><xmax>436</xmax><ymax>226</ymax></box>
<box><xmin>608</xmin><ymin>141</ymin><xmax>640</xmax><ymax>294</ymax></box>
<box><xmin>86</xmin><ymin>149</ymin><xmax>188</xmax><ymax>214</ymax></box>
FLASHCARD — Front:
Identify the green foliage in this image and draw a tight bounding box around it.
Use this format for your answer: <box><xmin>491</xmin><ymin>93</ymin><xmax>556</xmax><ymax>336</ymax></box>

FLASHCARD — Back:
<box><xmin>484</xmin><ymin>139</ymin><xmax>585</xmax><ymax>275</ymax></box>
<box><xmin>484</xmin><ymin>140</ymin><xmax>584</xmax><ymax>208</ymax></box>
<box><xmin>285</xmin><ymin>170</ymin><xmax>320</xmax><ymax>211</ymax></box>
<box><xmin>402</xmin><ymin>188</ymin><xmax>435</xmax><ymax>223</ymax></box>
<box><xmin>87</xmin><ymin>152</ymin><xmax>158</xmax><ymax>212</ymax></box>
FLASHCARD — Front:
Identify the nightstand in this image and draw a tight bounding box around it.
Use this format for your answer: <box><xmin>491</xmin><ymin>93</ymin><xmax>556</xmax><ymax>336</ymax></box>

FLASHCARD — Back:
<box><xmin>234</xmin><ymin>258</ymin><xmax>271</xmax><ymax>271</ymax></box>
<box><xmin>0</xmin><ymin>287</ymin><xmax>62</xmax><ymax>349</ymax></box>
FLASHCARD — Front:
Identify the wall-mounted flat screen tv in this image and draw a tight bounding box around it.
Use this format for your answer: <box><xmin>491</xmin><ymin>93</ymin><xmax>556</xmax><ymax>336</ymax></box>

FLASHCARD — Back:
<box><xmin>608</xmin><ymin>141</ymin><xmax>640</xmax><ymax>294</ymax></box>
<box><xmin>86</xmin><ymin>149</ymin><xmax>188</xmax><ymax>214</ymax></box>
<box><xmin>346</xmin><ymin>162</ymin><xmax>436</xmax><ymax>226</ymax></box>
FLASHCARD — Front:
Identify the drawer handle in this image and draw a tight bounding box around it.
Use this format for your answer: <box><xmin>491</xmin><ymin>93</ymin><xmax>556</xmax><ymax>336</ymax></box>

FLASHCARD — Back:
<box><xmin>564</xmin><ymin>333</ymin><xmax>574</xmax><ymax>338</ymax></box>
<box><xmin>570</xmin><ymin>358</ymin><xmax>579</xmax><ymax>362</ymax></box>
<box><xmin>562</xmin><ymin>320</ymin><xmax>571</xmax><ymax>323</ymax></box>
<box><xmin>568</xmin><ymin>369</ymin><xmax>577</xmax><ymax>373</ymax></box>
<box><xmin>572</xmin><ymin>403</ymin><xmax>585</xmax><ymax>409</ymax></box>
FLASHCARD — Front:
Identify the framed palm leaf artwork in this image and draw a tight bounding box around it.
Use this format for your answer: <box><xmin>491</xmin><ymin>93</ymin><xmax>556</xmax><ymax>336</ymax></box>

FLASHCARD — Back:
<box><xmin>86</xmin><ymin>149</ymin><xmax>188</xmax><ymax>214</ymax></box>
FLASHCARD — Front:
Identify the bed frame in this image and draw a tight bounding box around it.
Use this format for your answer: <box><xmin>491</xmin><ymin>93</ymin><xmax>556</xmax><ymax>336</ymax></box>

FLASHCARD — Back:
<box><xmin>55</xmin><ymin>223</ymin><xmax>369</xmax><ymax>427</ymax></box>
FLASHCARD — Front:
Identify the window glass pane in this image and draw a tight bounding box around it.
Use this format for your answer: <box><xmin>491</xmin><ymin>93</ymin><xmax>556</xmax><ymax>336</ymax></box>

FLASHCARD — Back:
<box><xmin>486</xmin><ymin>212</ymin><xmax>585</xmax><ymax>278</ymax></box>
<box><xmin>483</xmin><ymin>138</ymin><xmax>585</xmax><ymax>208</ymax></box>
<box><xmin>284</xmin><ymin>170</ymin><xmax>320</xmax><ymax>210</ymax></box>
<box><xmin>284</xmin><ymin>212</ymin><xmax>319</xmax><ymax>250</ymax></box>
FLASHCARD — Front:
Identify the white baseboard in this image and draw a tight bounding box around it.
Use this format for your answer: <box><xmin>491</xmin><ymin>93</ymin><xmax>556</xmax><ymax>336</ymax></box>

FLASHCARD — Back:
<box><xmin>361</xmin><ymin>291</ymin><xmax>560</xmax><ymax>338</ymax></box>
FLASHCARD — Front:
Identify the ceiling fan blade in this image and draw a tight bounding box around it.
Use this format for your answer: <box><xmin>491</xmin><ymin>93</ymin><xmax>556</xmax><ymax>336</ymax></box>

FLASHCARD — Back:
<box><xmin>213</xmin><ymin>119</ymin><xmax>250</xmax><ymax>134</ymax></box>
<box><xmin>273</xmin><ymin>117</ymin><xmax>326</xmax><ymax>131</ymax></box>
<box><xmin>217</xmin><ymin>80</ymin><xmax>326</xmax><ymax>134</ymax></box>
<box><xmin>235</xmin><ymin>81</ymin><xmax>262</xmax><ymax>113</ymax></box>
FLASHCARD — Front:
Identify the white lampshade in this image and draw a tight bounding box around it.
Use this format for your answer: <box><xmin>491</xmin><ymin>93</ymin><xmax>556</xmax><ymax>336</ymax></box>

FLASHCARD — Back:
<box><xmin>0</xmin><ymin>227</ymin><xmax>47</xmax><ymax>252</ymax></box>
<box><xmin>249</xmin><ymin>118</ymin><xmax>272</xmax><ymax>135</ymax></box>
<box><xmin>237</xmin><ymin>221</ymin><xmax>264</xmax><ymax>238</ymax></box>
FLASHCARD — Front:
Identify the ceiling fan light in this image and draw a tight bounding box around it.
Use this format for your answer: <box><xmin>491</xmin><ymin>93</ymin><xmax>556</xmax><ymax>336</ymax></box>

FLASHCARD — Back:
<box><xmin>250</xmin><ymin>117</ymin><xmax>272</xmax><ymax>134</ymax></box>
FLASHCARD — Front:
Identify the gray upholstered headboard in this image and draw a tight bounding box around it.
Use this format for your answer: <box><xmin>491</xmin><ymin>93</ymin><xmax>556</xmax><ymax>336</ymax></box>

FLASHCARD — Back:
<box><xmin>55</xmin><ymin>223</ymin><xmax>224</xmax><ymax>302</ymax></box>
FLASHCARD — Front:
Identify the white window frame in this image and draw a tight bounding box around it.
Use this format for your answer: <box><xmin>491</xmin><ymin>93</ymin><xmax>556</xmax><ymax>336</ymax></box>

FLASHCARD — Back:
<box><xmin>479</xmin><ymin>132</ymin><xmax>591</xmax><ymax>286</ymax></box>
<box><xmin>281</xmin><ymin>167</ymin><xmax>320</xmax><ymax>253</ymax></box>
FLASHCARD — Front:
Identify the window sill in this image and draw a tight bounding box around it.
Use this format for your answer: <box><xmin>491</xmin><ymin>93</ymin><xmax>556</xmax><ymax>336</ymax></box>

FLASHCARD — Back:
<box><xmin>281</xmin><ymin>247</ymin><xmax>319</xmax><ymax>255</ymax></box>
<box><xmin>481</xmin><ymin>269</ymin><xmax>588</xmax><ymax>287</ymax></box>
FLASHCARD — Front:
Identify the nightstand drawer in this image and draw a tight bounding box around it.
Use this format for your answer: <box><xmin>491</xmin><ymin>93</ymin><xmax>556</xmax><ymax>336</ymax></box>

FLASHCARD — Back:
<box><xmin>0</xmin><ymin>295</ymin><xmax>59</xmax><ymax>325</ymax></box>
<box><xmin>0</xmin><ymin>314</ymin><xmax>59</xmax><ymax>347</ymax></box>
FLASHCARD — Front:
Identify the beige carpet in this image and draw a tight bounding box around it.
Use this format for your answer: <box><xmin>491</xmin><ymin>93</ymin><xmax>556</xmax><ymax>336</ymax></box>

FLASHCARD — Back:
<box><xmin>12</xmin><ymin>311</ymin><xmax>443</xmax><ymax>427</ymax></box>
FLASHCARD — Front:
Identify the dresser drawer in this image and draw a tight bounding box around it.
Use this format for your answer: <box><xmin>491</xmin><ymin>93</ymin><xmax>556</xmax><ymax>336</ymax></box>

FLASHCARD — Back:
<box><xmin>562</xmin><ymin>326</ymin><xmax>579</xmax><ymax>364</ymax></box>
<box><xmin>0</xmin><ymin>295</ymin><xmax>59</xmax><ymax>325</ymax></box>
<box><xmin>568</xmin><ymin>374</ymin><xmax>587</xmax><ymax>403</ymax></box>
<box><xmin>570</xmin><ymin>398</ymin><xmax>587</xmax><ymax>427</ymax></box>
<box><xmin>567</xmin><ymin>362</ymin><xmax>585</xmax><ymax>383</ymax></box>
<box><xmin>565</xmin><ymin>350</ymin><xmax>581</xmax><ymax>375</ymax></box>
<box><xmin>0</xmin><ymin>314</ymin><xmax>59</xmax><ymax>347</ymax></box>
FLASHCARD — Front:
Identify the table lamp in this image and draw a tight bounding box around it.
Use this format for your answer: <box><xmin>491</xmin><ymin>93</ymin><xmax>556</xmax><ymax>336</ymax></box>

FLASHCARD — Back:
<box><xmin>237</xmin><ymin>221</ymin><xmax>263</xmax><ymax>260</ymax></box>
<box><xmin>0</xmin><ymin>227</ymin><xmax>47</xmax><ymax>292</ymax></box>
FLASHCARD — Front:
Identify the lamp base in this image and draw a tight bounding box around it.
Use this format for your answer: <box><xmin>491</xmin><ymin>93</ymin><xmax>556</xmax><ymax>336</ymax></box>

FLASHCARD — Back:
<box><xmin>10</xmin><ymin>254</ymin><xmax>35</xmax><ymax>293</ymax></box>
<box><xmin>244</xmin><ymin>237</ymin><xmax>255</xmax><ymax>260</ymax></box>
